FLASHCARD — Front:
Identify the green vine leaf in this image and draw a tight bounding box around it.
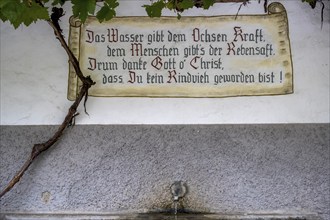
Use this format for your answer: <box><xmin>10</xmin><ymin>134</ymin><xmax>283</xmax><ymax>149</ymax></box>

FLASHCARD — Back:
<box><xmin>143</xmin><ymin>0</ymin><xmax>166</xmax><ymax>18</ymax></box>
<box><xmin>177</xmin><ymin>0</ymin><xmax>195</xmax><ymax>11</ymax></box>
<box><xmin>96</xmin><ymin>4</ymin><xmax>116</xmax><ymax>22</ymax></box>
<box><xmin>0</xmin><ymin>0</ymin><xmax>49</xmax><ymax>28</ymax></box>
<box><xmin>202</xmin><ymin>0</ymin><xmax>215</xmax><ymax>9</ymax></box>
<box><xmin>166</xmin><ymin>1</ymin><xmax>175</xmax><ymax>10</ymax></box>
<box><xmin>0</xmin><ymin>0</ymin><xmax>21</xmax><ymax>24</ymax></box>
<box><xmin>104</xmin><ymin>0</ymin><xmax>119</xmax><ymax>8</ymax></box>
<box><xmin>22</xmin><ymin>2</ymin><xmax>49</xmax><ymax>26</ymax></box>
<box><xmin>96</xmin><ymin>0</ymin><xmax>119</xmax><ymax>22</ymax></box>
<box><xmin>0</xmin><ymin>10</ymin><xmax>8</xmax><ymax>22</ymax></box>
<box><xmin>72</xmin><ymin>0</ymin><xmax>96</xmax><ymax>23</ymax></box>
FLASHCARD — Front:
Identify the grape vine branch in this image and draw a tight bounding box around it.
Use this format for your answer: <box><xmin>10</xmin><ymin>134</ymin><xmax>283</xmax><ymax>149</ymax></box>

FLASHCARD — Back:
<box><xmin>0</xmin><ymin>3</ymin><xmax>95</xmax><ymax>198</ymax></box>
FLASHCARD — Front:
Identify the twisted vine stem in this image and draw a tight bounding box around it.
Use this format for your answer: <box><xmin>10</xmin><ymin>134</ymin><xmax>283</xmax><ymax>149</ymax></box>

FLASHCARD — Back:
<box><xmin>0</xmin><ymin>13</ymin><xmax>95</xmax><ymax>199</ymax></box>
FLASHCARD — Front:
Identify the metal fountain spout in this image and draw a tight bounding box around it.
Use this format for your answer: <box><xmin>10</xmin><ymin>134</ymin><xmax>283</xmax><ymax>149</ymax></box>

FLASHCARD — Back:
<box><xmin>171</xmin><ymin>181</ymin><xmax>187</xmax><ymax>201</ymax></box>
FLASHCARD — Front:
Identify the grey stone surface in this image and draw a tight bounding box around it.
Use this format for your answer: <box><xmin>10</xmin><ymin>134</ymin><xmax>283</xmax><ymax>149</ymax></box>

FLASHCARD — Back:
<box><xmin>0</xmin><ymin>212</ymin><xmax>323</xmax><ymax>220</ymax></box>
<box><xmin>0</xmin><ymin>124</ymin><xmax>329</xmax><ymax>219</ymax></box>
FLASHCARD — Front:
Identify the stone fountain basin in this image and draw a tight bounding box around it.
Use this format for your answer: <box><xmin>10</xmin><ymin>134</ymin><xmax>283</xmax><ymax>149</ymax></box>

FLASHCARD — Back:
<box><xmin>0</xmin><ymin>212</ymin><xmax>322</xmax><ymax>220</ymax></box>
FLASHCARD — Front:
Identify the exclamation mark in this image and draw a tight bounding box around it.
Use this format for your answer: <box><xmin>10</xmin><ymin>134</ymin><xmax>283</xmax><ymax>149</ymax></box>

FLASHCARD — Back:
<box><xmin>280</xmin><ymin>71</ymin><xmax>283</xmax><ymax>83</ymax></box>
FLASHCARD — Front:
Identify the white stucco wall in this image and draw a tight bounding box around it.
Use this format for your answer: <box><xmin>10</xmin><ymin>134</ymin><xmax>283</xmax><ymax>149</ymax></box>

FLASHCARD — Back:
<box><xmin>0</xmin><ymin>0</ymin><xmax>329</xmax><ymax>125</ymax></box>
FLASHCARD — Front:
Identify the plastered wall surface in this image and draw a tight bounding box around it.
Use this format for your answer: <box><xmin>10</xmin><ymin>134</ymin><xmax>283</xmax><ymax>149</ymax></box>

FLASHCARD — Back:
<box><xmin>0</xmin><ymin>124</ymin><xmax>329</xmax><ymax>219</ymax></box>
<box><xmin>0</xmin><ymin>1</ymin><xmax>329</xmax><ymax>220</ymax></box>
<box><xmin>0</xmin><ymin>0</ymin><xmax>329</xmax><ymax>125</ymax></box>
